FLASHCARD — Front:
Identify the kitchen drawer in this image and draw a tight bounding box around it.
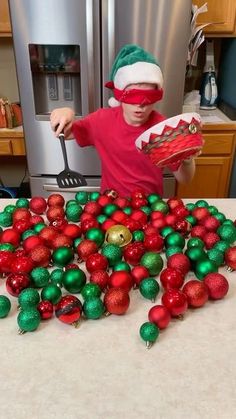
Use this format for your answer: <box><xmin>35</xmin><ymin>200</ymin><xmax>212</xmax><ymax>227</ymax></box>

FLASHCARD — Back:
<box><xmin>201</xmin><ymin>133</ymin><xmax>235</xmax><ymax>156</ymax></box>
<box><xmin>0</xmin><ymin>139</ymin><xmax>13</xmax><ymax>155</ymax></box>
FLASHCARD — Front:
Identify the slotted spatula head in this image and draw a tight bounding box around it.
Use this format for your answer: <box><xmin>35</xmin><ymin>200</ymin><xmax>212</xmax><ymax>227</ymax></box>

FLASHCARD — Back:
<box><xmin>56</xmin><ymin>133</ymin><xmax>87</xmax><ymax>188</ymax></box>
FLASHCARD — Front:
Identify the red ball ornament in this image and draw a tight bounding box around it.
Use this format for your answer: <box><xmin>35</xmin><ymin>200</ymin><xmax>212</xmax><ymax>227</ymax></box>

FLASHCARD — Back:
<box><xmin>148</xmin><ymin>305</ymin><xmax>171</xmax><ymax>329</ymax></box>
<box><xmin>143</xmin><ymin>224</ymin><xmax>158</xmax><ymax>236</ymax></box>
<box><xmin>90</xmin><ymin>270</ymin><xmax>109</xmax><ymax>290</ymax></box>
<box><xmin>131</xmin><ymin>197</ymin><xmax>147</xmax><ymax>209</ymax></box>
<box><xmin>167</xmin><ymin>197</ymin><xmax>184</xmax><ymax>211</ymax></box>
<box><xmin>203</xmin><ymin>232</ymin><xmax>220</xmax><ymax>250</ymax></box>
<box><xmin>160</xmin><ymin>267</ymin><xmax>184</xmax><ymax>290</ymax></box>
<box><xmin>29</xmin><ymin>215</ymin><xmax>44</xmax><ymax>226</ymax></box>
<box><xmin>81</xmin><ymin>218</ymin><xmax>99</xmax><ymax>233</ymax></box>
<box><xmin>37</xmin><ymin>300</ymin><xmax>54</xmax><ymax>320</ymax></box>
<box><xmin>13</xmin><ymin>208</ymin><xmax>31</xmax><ymax>223</ymax></box>
<box><xmin>55</xmin><ymin>295</ymin><xmax>82</xmax><ymax>324</ymax></box>
<box><xmin>51</xmin><ymin>234</ymin><xmax>73</xmax><ymax>249</ymax></box>
<box><xmin>167</xmin><ymin>253</ymin><xmax>190</xmax><ymax>276</ymax></box>
<box><xmin>29</xmin><ymin>196</ymin><xmax>47</xmax><ymax>214</ymax></box>
<box><xmin>62</xmin><ymin>224</ymin><xmax>81</xmax><ymax>240</ymax></box>
<box><xmin>122</xmin><ymin>217</ymin><xmax>142</xmax><ymax>232</ymax></box>
<box><xmin>101</xmin><ymin>219</ymin><xmax>117</xmax><ymax>232</ymax></box>
<box><xmin>49</xmin><ymin>218</ymin><xmax>68</xmax><ymax>231</ymax></box>
<box><xmin>6</xmin><ymin>272</ymin><xmax>30</xmax><ymax>297</ymax></box>
<box><xmin>14</xmin><ymin>249</ymin><xmax>26</xmax><ymax>258</ymax></box>
<box><xmin>108</xmin><ymin>270</ymin><xmax>133</xmax><ymax>293</ymax></box>
<box><xmin>97</xmin><ymin>195</ymin><xmax>112</xmax><ymax>207</ymax></box>
<box><xmin>131</xmin><ymin>188</ymin><xmax>146</xmax><ymax>200</ymax></box>
<box><xmin>104</xmin><ymin>288</ymin><xmax>130</xmax><ymax>315</ymax></box>
<box><xmin>151</xmin><ymin>217</ymin><xmax>166</xmax><ymax>230</ymax></box>
<box><xmin>85</xmin><ymin>252</ymin><xmax>108</xmax><ymax>273</ymax></box>
<box><xmin>29</xmin><ymin>245</ymin><xmax>51</xmax><ymax>267</ymax></box>
<box><xmin>200</xmin><ymin>216</ymin><xmax>220</xmax><ymax>232</ymax></box>
<box><xmin>131</xmin><ymin>265</ymin><xmax>149</xmax><ymax>287</ymax></box>
<box><xmin>165</xmin><ymin>213</ymin><xmax>178</xmax><ymax>228</ymax></box>
<box><xmin>80</xmin><ymin>212</ymin><xmax>95</xmax><ymax>223</ymax></box>
<box><xmin>192</xmin><ymin>207</ymin><xmax>210</xmax><ymax>221</ymax></box>
<box><xmin>113</xmin><ymin>196</ymin><xmax>130</xmax><ymax>209</ymax></box>
<box><xmin>182</xmin><ymin>280</ymin><xmax>209</xmax><ymax>307</ymax></box>
<box><xmin>172</xmin><ymin>204</ymin><xmax>189</xmax><ymax>220</ymax></box>
<box><xmin>0</xmin><ymin>250</ymin><xmax>15</xmax><ymax>274</ymax></box>
<box><xmin>123</xmin><ymin>241</ymin><xmax>145</xmax><ymax>266</ymax></box>
<box><xmin>10</xmin><ymin>255</ymin><xmax>34</xmax><ymax>274</ymax></box>
<box><xmin>224</xmin><ymin>246</ymin><xmax>236</xmax><ymax>271</ymax></box>
<box><xmin>150</xmin><ymin>210</ymin><xmax>165</xmax><ymax>221</ymax></box>
<box><xmin>175</xmin><ymin>220</ymin><xmax>192</xmax><ymax>237</ymax></box>
<box><xmin>13</xmin><ymin>219</ymin><xmax>32</xmax><ymax>234</ymax></box>
<box><xmin>143</xmin><ymin>233</ymin><xmax>164</xmax><ymax>252</ymax></box>
<box><xmin>64</xmin><ymin>263</ymin><xmax>79</xmax><ymax>270</ymax></box>
<box><xmin>23</xmin><ymin>235</ymin><xmax>44</xmax><ymax>253</ymax></box>
<box><xmin>84</xmin><ymin>201</ymin><xmax>102</xmax><ymax>217</ymax></box>
<box><xmin>190</xmin><ymin>225</ymin><xmax>207</xmax><ymax>240</ymax></box>
<box><xmin>77</xmin><ymin>239</ymin><xmax>98</xmax><ymax>261</ymax></box>
<box><xmin>46</xmin><ymin>206</ymin><xmax>65</xmax><ymax>222</ymax></box>
<box><xmin>111</xmin><ymin>210</ymin><xmax>127</xmax><ymax>223</ymax></box>
<box><xmin>130</xmin><ymin>209</ymin><xmax>148</xmax><ymax>226</ymax></box>
<box><xmin>47</xmin><ymin>193</ymin><xmax>65</xmax><ymax>207</ymax></box>
<box><xmin>39</xmin><ymin>226</ymin><xmax>59</xmax><ymax>247</ymax></box>
<box><xmin>203</xmin><ymin>273</ymin><xmax>229</xmax><ymax>300</ymax></box>
<box><xmin>0</xmin><ymin>228</ymin><xmax>20</xmax><ymax>247</ymax></box>
<box><xmin>162</xmin><ymin>289</ymin><xmax>188</xmax><ymax>317</ymax></box>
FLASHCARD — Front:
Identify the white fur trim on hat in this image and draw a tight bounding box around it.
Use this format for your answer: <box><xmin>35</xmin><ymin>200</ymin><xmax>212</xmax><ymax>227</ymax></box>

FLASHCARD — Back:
<box><xmin>114</xmin><ymin>62</ymin><xmax>163</xmax><ymax>90</ymax></box>
<box><xmin>108</xmin><ymin>97</ymin><xmax>120</xmax><ymax>107</ymax></box>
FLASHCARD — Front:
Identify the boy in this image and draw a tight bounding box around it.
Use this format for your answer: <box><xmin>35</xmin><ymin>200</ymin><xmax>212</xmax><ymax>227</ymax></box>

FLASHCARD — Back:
<box><xmin>50</xmin><ymin>44</ymin><xmax>196</xmax><ymax>197</ymax></box>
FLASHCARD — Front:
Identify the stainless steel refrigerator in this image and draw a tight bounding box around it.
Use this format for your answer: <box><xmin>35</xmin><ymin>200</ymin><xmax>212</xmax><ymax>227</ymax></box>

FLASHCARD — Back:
<box><xmin>9</xmin><ymin>0</ymin><xmax>192</xmax><ymax>199</ymax></box>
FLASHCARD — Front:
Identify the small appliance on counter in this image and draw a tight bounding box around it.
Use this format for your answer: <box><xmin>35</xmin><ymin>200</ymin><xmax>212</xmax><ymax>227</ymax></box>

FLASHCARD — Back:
<box><xmin>200</xmin><ymin>40</ymin><xmax>218</xmax><ymax>110</ymax></box>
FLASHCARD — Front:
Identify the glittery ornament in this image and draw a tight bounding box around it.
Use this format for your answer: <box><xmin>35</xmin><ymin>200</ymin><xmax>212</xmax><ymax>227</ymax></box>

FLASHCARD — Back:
<box><xmin>203</xmin><ymin>273</ymin><xmax>229</xmax><ymax>300</ymax></box>
<box><xmin>122</xmin><ymin>217</ymin><xmax>142</xmax><ymax>232</ymax></box>
<box><xmin>41</xmin><ymin>284</ymin><xmax>62</xmax><ymax>305</ymax></box>
<box><xmin>83</xmin><ymin>297</ymin><xmax>104</xmax><ymax>319</ymax></box>
<box><xmin>84</xmin><ymin>201</ymin><xmax>102</xmax><ymax>217</ymax></box>
<box><xmin>130</xmin><ymin>209</ymin><xmax>148</xmax><ymax>225</ymax></box>
<box><xmin>51</xmin><ymin>234</ymin><xmax>72</xmax><ymax>249</ymax></box>
<box><xmin>131</xmin><ymin>265</ymin><xmax>149</xmax><ymax>287</ymax></box>
<box><xmin>101</xmin><ymin>243</ymin><xmax>122</xmax><ymax>267</ymax></box>
<box><xmin>85</xmin><ymin>228</ymin><xmax>105</xmax><ymax>247</ymax></box>
<box><xmin>85</xmin><ymin>253</ymin><xmax>108</xmax><ymax>273</ymax></box>
<box><xmin>204</xmin><ymin>232</ymin><xmax>220</xmax><ymax>250</ymax></box>
<box><xmin>208</xmin><ymin>205</ymin><xmax>218</xmax><ymax>215</ymax></box>
<box><xmin>46</xmin><ymin>206</ymin><xmax>65</xmax><ymax>222</ymax></box>
<box><xmin>139</xmin><ymin>322</ymin><xmax>159</xmax><ymax>349</ymax></box>
<box><xmin>185</xmin><ymin>215</ymin><xmax>197</xmax><ymax>226</ymax></box>
<box><xmin>101</xmin><ymin>219</ymin><xmax>116</xmax><ymax>232</ymax></box>
<box><xmin>165</xmin><ymin>213</ymin><xmax>178</xmax><ymax>228</ymax></box>
<box><xmin>13</xmin><ymin>219</ymin><xmax>32</xmax><ymax>234</ymax></box>
<box><xmin>65</xmin><ymin>203</ymin><xmax>83</xmax><ymax>222</ymax></box>
<box><xmin>50</xmin><ymin>218</ymin><xmax>68</xmax><ymax>232</ymax></box>
<box><xmin>77</xmin><ymin>239</ymin><xmax>98</xmax><ymax>261</ymax></box>
<box><xmin>55</xmin><ymin>295</ymin><xmax>82</xmax><ymax>325</ymax></box>
<box><xmin>105</xmin><ymin>225</ymin><xmax>132</xmax><ymax>247</ymax></box>
<box><xmin>207</xmin><ymin>248</ymin><xmax>224</xmax><ymax>267</ymax></box>
<box><xmin>201</xmin><ymin>216</ymin><xmax>220</xmax><ymax>232</ymax></box>
<box><xmin>160</xmin><ymin>267</ymin><xmax>184</xmax><ymax>290</ymax></box>
<box><xmin>0</xmin><ymin>243</ymin><xmax>15</xmax><ymax>252</ymax></box>
<box><xmin>0</xmin><ymin>211</ymin><xmax>12</xmax><ymax>227</ymax></box>
<box><xmin>29</xmin><ymin>196</ymin><xmax>47</xmax><ymax>214</ymax></box>
<box><xmin>217</xmin><ymin>224</ymin><xmax>236</xmax><ymax>244</ymax></box>
<box><xmin>182</xmin><ymin>280</ymin><xmax>208</xmax><ymax>307</ymax></box>
<box><xmin>186</xmin><ymin>203</ymin><xmax>195</xmax><ymax>212</ymax></box>
<box><xmin>4</xmin><ymin>204</ymin><xmax>16</xmax><ymax>214</ymax></box>
<box><xmin>172</xmin><ymin>204</ymin><xmax>189</xmax><ymax>220</ymax></box>
<box><xmin>214</xmin><ymin>212</ymin><xmax>226</xmax><ymax>223</ymax></box>
<box><xmin>75</xmin><ymin>191</ymin><xmax>89</xmax><ymax>205</ymax></box>
<box><xmin>0</xmin><ymin>250</ymin><xmax>15</xmax><ymax>274</ymax></box>
<box><xmin>214</xmin><ymin>240</ymin><xmax>230</xmax><ymax>254</ymax></box>
<box><xmin>30</xmin><ymin>215</ymin><xmax>44</xmax><ymax>226</ymax></box>
<box><xmin>62</xmin><ymin>268</ymin><xmax>86</xmax><ymax>293</ymax></box>
<box><xmin>82</xmin><ymin>219</ymin><xmax>101</xmax><ymax>234</ymax></box>
<box><xmin>18</xmin><ymin>288</ymin><xmax>40</xmax><ymax>309</ymax></box>
<box><xmin>0</xmin><ymin>295</ymin><xmax>11</xmax><ymax>318</ymax></box>
<box><xmin>192</xmin><ymin>207</ymin><xmax>210</xmax><ymax>221</ymax></box>
<box><xmin>194</xmin><ymin>259</ymin><xmax>218</xmax><ymax>280</ymax></box>
<box><xmin>23</xmin><ymin>235</ymin><xmax>44</xmax><ymax>253</ymax></box>
<box><xmin>52</xmin><ymin>246</ymin><xmax>74</xmax><ymax>267</ymax></box>
<box><xmin>148</xmin><ymin>305</ymin><xmax>171</xmax><ymax>329</ymax></box>
<box><xmin>6</xmin><ymin>273</ymin><xmax>30</xmax><ymax>297</ymax></box>
<box><xmin>89</xmin><ymin>270</ymin><xmax>109</xmax><ymax>291</ymax></box>
<box><xmin>113</xmin><ymin>196</ymin><xmax>130</xmax><ymax>209</ymax></box>
<box><xmin>0</xmin><ymin>228</ymin><xmax>20</xmax><ymax>247</ymax></box>
<box><xmin>47</xmin><ymin>193</ymin><xmax>65</xmax><ymax>207</ymax></box>
<box><xmin>151</xmin><ymin>200</ymin><xmax>169</xmax><ymax>214</ymax></box>
<box><xmin>29</xmin><ymin>244</ymin><xmax>51</xmax><ymax>267</ymax></box>
<box><xmin>195</xmin><ymin>199</ymin><xmax>209</xmax><ymax>208</ymax></box>
<box><xmin>90</xmin><ymin>191</ymin><xmax>100</xmax><ymax>201</ymax></box>
<box><xmin>13</xmin><ymin>208</ymin><xmax>31</xmax><ymax>224</ymax></box>
<box><xmin>97</xmin><ymin>195</ymin><xmax>113</xmax><ymax>207</ymax></box>
<box><xmin>140</xmin><ymin>252</ymin><xmax>163</xmax><ymax>276</ymax></box>
<box><xmin>167</xmin><ymin>253</ymin><xmax>190</xmax><ymax>276</ymax></box>
<box><xmin>17</xmin><ymin>308</ymin><xmax>41</xmax><ymax>333</ymax></box>
<box><xmin>123</xmin><ymin>242</ymin><xmax>145</xmax><ymax>266</ymax></box>
<box><xmin>104</xmin><ymin>288</ymin><xmax>130</xmax><ymax>315</ymax></box>
<box><xmin>165</xmin><ymin>232</ymin><xmax>185</xmax><ymax>249</ymax></box>
<box><xmin>108</xmin><ymin>270</ymin><xmax>133</xmax><ymax>293</ymax></box>
<box><xmin>162</xmin><ymin>289</ymin><xmax>188</xmax><ymax>317</ymax></box>
<box><xmin>147</xmin><ymin>193</ymin><xmax>161</xmax><ymax>205</ymax></box>
<box><xmin>132</xmin><ymin>230</ymin><xmax>144</xmax><ymax>242</ymax></box>
<box><xmin>191</xmin><ymin>225</ymin><xmax>207</xmax><ymax>240</ymax></box>
<box><xmin>140</xmin><ymin>206</ymin><xmax>152</xmax><ymax>216</ymax></box>
<box><xmin>81</xmin><ymin>283</ymin><xmax>101</xmax><ymax>300</ymax></box>
<box><xmin>50</xmin><ymin>269</ymin><xmax>64</xmax><ymax>287</ymax></box>
<box><xmin>30</xmin><ymin>267</ymin><xmax>50</xmax><ymax>288</ymax></box>
<box><xmin>165</xmin><ymin>246</ymin><xmax>183</xmax><ymax>258</ymax></box>
<box><xmin>225</xmin><ymin>246</ymin><xmax>236</xmax><ymax>271</ymax></box>
<box><xmin>143</xmin><ymin>233</ymin><xmax>164</xmax><ymax>252</ymax></box>
<box><xmin>139</xmin><ymin>277</ymin><xmax>160</xmax><ymax>301</ymax></box>
<box><xmin>37</xmin><ymin>300</ymin><xmax>54</xmax><ymax>320</ymax></box>
<box><xmin>167</xmin><ymin>197</ymin><xmax>184</xmax><ymax>211</ymax></box>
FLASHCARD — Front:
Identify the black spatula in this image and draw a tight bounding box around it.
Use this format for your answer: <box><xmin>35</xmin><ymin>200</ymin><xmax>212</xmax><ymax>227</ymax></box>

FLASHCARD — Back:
<box><xmin>56</xmin><ymin>132</ymin><xmax>87</xmax><ymax>188</ymax></box>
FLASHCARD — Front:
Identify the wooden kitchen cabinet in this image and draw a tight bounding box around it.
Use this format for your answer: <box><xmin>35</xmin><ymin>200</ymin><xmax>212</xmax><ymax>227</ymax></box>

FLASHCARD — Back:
<box><xmin>0</xmin><ymin>129</ymin><xmax>25</xmax><ymax>156</ymax></box>
<box><xmin>176</xmin><ymin>130</ymin><xmax>236</xmax><ymax>198</ymax></box>
<box><xmin>193</xmin><ymin>0</ymin><xmax>236</xmax><ymax>35</ymax></box>
<box><xmin>0</xmin><ymin>0</ymin><xmax>11</xmax><ymax>36</ymax></box>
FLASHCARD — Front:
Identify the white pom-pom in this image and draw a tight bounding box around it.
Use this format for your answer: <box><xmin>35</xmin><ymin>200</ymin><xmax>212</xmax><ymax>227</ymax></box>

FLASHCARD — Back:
<box><xmin>108</xmin><ymin>97</ymin><xmax>120</xmax><ymax>107</ymax></box>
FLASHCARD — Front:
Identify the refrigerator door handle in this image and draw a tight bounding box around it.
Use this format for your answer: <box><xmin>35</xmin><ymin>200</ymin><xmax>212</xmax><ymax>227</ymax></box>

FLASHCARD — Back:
<box><xmin>86</xmin><ymin>0</ymin><xmax>95</xmax><ymax>113</ymax></box>
<box><xmin>101</xmin><ymin>0</ymin><xmax>115</xmax><ymax>107</ymax></box>
<box><xmin>43</xmin><ymin>184</ymin><xmax>100</xmax><ymax>192</ymax></box>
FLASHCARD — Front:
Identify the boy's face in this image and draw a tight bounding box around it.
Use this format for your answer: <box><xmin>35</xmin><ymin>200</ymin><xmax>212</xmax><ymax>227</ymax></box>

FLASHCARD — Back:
<box><xmin>121</xmin><ymin>83</ymin><xmax>157</xmax><ymax>126</ymax></box>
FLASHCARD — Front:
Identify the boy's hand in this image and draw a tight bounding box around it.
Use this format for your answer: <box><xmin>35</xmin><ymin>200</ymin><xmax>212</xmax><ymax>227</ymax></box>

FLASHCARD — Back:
<box><xmin>50</xmin><ymin>107</ymin><xmax>75</xmax><ymax>138</ymax></box>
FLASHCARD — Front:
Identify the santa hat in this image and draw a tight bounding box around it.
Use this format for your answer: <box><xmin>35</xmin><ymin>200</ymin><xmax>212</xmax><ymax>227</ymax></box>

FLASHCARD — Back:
<box><xmin>105</xmin><ymin>44</ymin><xmax>163</xmax><ymax>107</ymax></box>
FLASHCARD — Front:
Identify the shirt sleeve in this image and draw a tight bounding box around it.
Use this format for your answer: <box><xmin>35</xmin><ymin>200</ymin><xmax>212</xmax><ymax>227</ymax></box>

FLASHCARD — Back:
<box><xmin>71</xmin><ymin>112</ymin><xmax>97</xmax><ymax>147</ymax></box>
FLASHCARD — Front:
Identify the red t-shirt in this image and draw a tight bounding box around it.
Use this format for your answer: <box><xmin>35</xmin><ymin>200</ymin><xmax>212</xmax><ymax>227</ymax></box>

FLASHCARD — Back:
<box><xmin>72</xmin><ymin>106</ymin><xmax>165</xmax><ymax>197</ymax></box>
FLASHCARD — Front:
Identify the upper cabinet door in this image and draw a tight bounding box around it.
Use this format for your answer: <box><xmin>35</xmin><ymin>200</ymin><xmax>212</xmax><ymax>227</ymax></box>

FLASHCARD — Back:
<box><xmin>0</xmin><ymin>0</ymin><xmax>12</xmax><ymax>35</ymax></box>
<box><xmin>194</xmin><ymin>0</ymin><xmax>236</xmax><ymax>34</ymax></box>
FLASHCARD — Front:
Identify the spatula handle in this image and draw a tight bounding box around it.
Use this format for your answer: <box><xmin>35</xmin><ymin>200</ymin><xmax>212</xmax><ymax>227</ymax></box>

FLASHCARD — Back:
<box><xmin>59</xmin><ymin>133</ymin><xmax>70</xmax><ymax>171</ymax></box>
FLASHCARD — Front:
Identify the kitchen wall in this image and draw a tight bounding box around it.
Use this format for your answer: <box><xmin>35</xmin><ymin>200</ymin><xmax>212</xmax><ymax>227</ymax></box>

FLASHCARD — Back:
<box><xmin>0</xmin><ymin>38</ymin><xmax>19</xmax><ymax>101</ymax></box>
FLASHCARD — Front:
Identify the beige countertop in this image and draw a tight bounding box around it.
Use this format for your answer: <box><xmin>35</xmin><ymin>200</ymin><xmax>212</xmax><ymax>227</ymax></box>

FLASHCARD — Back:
<box><xmin>0</xmin><ymin>198</ymin><xmax>236</xmax><ymax>419</ymax></box>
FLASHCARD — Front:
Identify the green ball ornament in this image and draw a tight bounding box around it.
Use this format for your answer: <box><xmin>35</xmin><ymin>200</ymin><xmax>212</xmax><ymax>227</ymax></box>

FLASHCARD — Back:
<box><xmin>113</xmin><ymin>261</ymin><xmax>131</xmax><ymax>272</ymax></box>
<box><xmin>30</xmin><ymin>267</ymin><xmax>50</xmax><ymax>288</ymax></box>
<box><xmin>0</xmin><ymin>211</ymin><xmax>12</xmax><ymax>227</ymax></box>
<box><xmin>81</xmin><ymin>283</ymin><xmax>101</xmax><ymax>300</ymax></box>
<box><xmin>66</xmin><ymin>199</ymin><xmax>77</xmax><ymax>208</ymax></box>
<box><xmin>50</xmin><ymin>268</ymin><xmax>64</xmax><ymax>287</ymax></box>
<box><xmin>186</xmin><ymin>203</ymin><xmax>195</xmax><ymax>211</ymax></box>
<box><xmin>195</xmin><ymin>259</ymin><xmax>218</xmax><ymax>280</ymax></box>
<box><xmin>147</xmin><ymin>193</ymin><xmax>161</xmax><ymax>205</ymax></box>
<box><xmin>195</xmin><ymin>199</ymin><xmax>209</xmax><ymax>208</ymax></box>
<box><xmin>139</xmin><ymin>278</ymin><xmax>160</xmax><ymax>302</ymax></box>
<box><xmin>4</xmin><ymin>204</ymin><xmax>16</xmax><ymax>215</ymax></box>
<box><xmin>0</xmin><ymin>243</ymin><xmax>15</xmax><ymax>252</ymax></box>
<box><xmin>140</xmin><ymin>206</ymin><xmax>151</xmax><ymax>216</ymax></box>
<box><xmin>0</xmin><ymin>295</ymin><xmax>11</xmax><ymax>318</ymax></box>
<box><xmin>207</xmin><ymin>248</ymin><xmax>224</xmax><ymax>267</ymax></box>
<box><xmin>21</xmin><ymin>229</ymin><xmax>36</xmax><ymax>240</ymax></box>
<box><xmin>214</xmin><ymin>212</ymin><xmax>226</xmax><ymax>224</ymax></box>
<box><xmin>165</xmin><ymin>232</ymin><xmax>185</xmax><ymax>249</ymax></box>
<box><xmin>16</xmin><ymin>198</ymin><xmax>29</xmax><ymax>208</ymax></box>
<box><xmin>62</xmin><ymin>268</ymin><xmax>86</xmax><ymax>293</ymax></box>
<box><xmin>123</xmin><ymin>207</ymin><xmax>132</xmax><ymax>215</ymax></box>
<box><xmin>160</xmin><ymin>226</ymin><xmax>174</xmax><ymax>238</ymax></box>
<box><xmin>89</xmin><ymin>191</ymin><xmax>100</xmax><ymax>201</ymax></box>
<box><xmin>217</xmin><ymin>224</ymin><xmax>236</xmax><ymax>244</ymax></box>
<box><xmin>165</xmin><ymin>246</ymin><xmax>183</xmax><ymax>258</ymax></box>
<box><xmin>65</xmin><ymin>203</ymin><xmax>83</xmax><ymax>222</ymax></box>
<box><xmin>132</xmin><ymin>230</ymin><xmax>145</xmax><ymax>241</ymax></box>
<box><xmin>75</xmin><ymin>191</ymin><xmax>89</xmax><ymax>205</ymax></box>
<box><xmin>41</xmin><ymin>284</ymin><xmax>62</xmax><ymax>304</ymax></box>
<box><xmin>96</xmin><ymin>214</ymin><xmax>108</xmax><ymax>224</ymax></box>
<box><xmin>101</xmin><ymin>243</ymin><xmax>122</xmax><ymax>266</ymax></box>
<box><xmin>213</xmin><ymin>240</ymin><xmax>230</xmax><ymax>254</ymax></box>
<box><xmin>85</xmin><ymin>228</ymin><xmax>105</xmax><ymax>247</ymax></box>
<box><xmin>185</xmin><ymin>215</ymin><xmax>197</xmax><ymax>226</ymax></box>
<box><xmin>34</xmin><ymin>223</ymin><xmax>46</xmax><ymax>234</ymax></box>
<box><xmin>139</xmin><ymin>321</ymin><xmax>159</xmax><ymax>348</ymax></box>
<box><xmin>17</xmin><ymin>308</ymin><xmax>41</xmax><ymax>333</ymax></box>
<box><xmin>187</xmin><ymin>237</ymin><xmax>205</xmax><ymax>249</ymax></box>
<box><xmin>208</xmin><ymin>205</ymin><xmax>218</xmax><ymax>215</ymax></box>
<box><xmin>185</xmin><ymin>247</ymin><xmax>207</xmax><ymax>268</ymax></box>
<box><xmin>103</xmin><ymin>204</ymin><xmax>119</xmax><ymax>217</ymax></box>
<box><xmin>83</xmin><ymin>297</ymin><xmax>104</xmax><ymax>319</ymax></box>
<box><xmin>52</xmin><ymin>246</ymin><xmax>74</xmax><ymax>267</ymax></box>
<box><xmin>222</xmin><ymin>219</ymin><xmax>234</xmax><ymax>226</ymax></box>
<box><xmin>151</xmin><ymin>200</ymin><xmax>169</xmax><ymax>214</ymax></box>
<box><xmin>18</xmin><ymin>288</ymin><xmax>40</xmax><ymax>309</ymax></box>
<box><xmin>140</xmin><ymin>252</ymin><xmax>163</xmax><ymax>276</ymax></box>
<box><xmin>73</xmin><ymin>237</ymin><xmax>83</xmax><ymax>248</ymax></box>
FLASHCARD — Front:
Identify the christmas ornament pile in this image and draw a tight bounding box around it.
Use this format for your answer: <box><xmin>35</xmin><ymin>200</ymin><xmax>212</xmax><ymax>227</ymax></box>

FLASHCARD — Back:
<box><xmin>0</xmin><ymin>191</ymin><xmax>234</xmax><ymax>348</ymax></box>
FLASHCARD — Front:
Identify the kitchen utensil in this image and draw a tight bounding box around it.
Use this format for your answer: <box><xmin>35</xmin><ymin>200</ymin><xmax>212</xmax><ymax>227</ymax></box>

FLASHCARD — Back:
<box><xmin>56</xmin><ymin>133</ymin><xmax>87</xmax><ymax>188</ymax></box>
<box><xmin>200</xmin><ymin>40</ymin><xmax>218</xmax><ymax>110</ymax></box>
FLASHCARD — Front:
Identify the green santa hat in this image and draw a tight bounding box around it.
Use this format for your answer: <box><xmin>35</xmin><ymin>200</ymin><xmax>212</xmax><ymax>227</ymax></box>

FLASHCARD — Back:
<box><xmin>105</xmin><ymin>44</ymin><xmax>163</xmax><ymax>107</ymax></box>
